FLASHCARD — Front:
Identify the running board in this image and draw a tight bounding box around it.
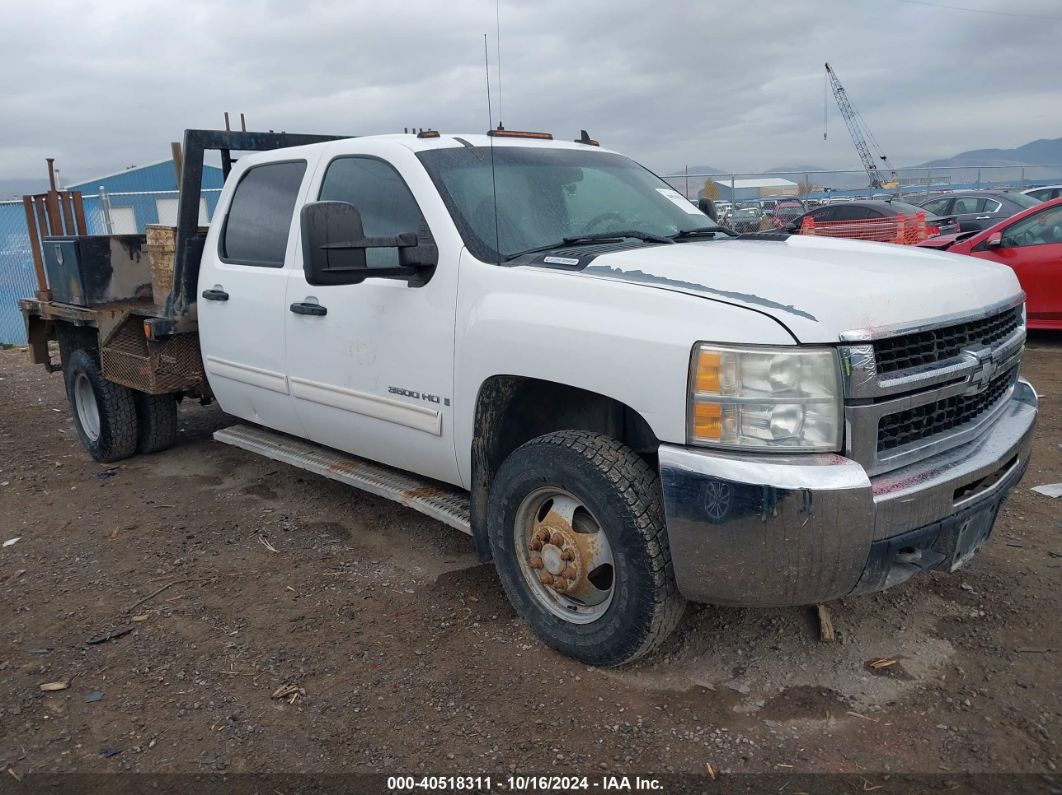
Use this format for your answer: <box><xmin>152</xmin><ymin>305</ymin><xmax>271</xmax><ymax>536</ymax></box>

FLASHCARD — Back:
<box><xmin>213</xmin><ymin>424</ymin><xmax>471</xmax><ymax>535</ymax></box>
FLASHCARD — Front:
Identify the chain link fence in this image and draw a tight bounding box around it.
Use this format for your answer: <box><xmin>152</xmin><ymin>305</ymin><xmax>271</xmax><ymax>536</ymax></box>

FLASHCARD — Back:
<box><xmin>0</xmin><ymin>189</ymin><xmax>220</xmax><ymax>344</ymax></box>
<box><xmin>661</xmin><ymin>163</ymin><xmax>1062</xmax><ymax>208</ymax></box>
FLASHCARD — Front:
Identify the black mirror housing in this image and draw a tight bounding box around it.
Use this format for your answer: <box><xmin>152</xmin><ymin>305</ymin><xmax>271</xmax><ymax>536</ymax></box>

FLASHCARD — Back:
<box><xmin>302</xmin><ymin>201</ymin><xmax>367</xmax><ymax>285</ymax></box>
<box><xmin>300</xmin><ymin>201</ymin><xmax>437</xmax><ymax>287</ymax></box>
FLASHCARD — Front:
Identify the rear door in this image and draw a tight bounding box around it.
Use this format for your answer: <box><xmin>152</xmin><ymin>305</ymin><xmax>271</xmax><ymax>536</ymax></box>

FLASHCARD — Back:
<box><xmin>198</xmin><ymin>158</ymin><xmax>311</xmax><ymax>436</ymax></box>
<box><xmin>283</xmin><ymin>144</ymin><xmax>462</xmax><ymax>485</ymax></box>
<box><xmin>951</xmin><ymin>196</ymin><xmax>993</xmax><ymax>230</ymax></box>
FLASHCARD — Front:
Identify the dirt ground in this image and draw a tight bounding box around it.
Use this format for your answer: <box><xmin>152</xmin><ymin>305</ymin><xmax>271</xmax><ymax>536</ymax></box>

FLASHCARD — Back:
<box><xmin>0</xmin><ymin>335</ymin><xmax>1059</xmax><ymax>789</ymax></box>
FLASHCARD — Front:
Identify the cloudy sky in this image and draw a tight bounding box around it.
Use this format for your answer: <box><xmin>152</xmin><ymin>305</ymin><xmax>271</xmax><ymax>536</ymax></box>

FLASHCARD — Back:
<box><xmin>2</xmin><ymin>0</ymin><xmax>1060</xmax><ymax>185</ymax></box>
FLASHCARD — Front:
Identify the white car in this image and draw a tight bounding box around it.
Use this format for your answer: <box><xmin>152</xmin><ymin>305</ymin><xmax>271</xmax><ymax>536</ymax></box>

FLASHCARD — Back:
<box><xmin>1022</xmin><ymin>184</ymin><xmax>1062</xmax><ymax>202</ymax></box>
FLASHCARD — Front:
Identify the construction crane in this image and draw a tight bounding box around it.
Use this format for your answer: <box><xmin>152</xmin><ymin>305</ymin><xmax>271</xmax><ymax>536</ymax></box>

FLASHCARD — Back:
<box><xmin>824</xmin><ymin>62</ymin><xmax>898</xmax><ymax>190</ymax></box>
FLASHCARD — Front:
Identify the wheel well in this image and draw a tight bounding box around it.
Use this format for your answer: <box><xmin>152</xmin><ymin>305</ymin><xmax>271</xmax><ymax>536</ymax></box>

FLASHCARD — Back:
<box><xmin>469</xmin><ymin>375</ymin><xmax>659</xmax><ymax>561</ymax></box>
<box><xmin>55</xmin><ymin>321</ymin><xmax>99</xmax><ymax>364</ymax></box>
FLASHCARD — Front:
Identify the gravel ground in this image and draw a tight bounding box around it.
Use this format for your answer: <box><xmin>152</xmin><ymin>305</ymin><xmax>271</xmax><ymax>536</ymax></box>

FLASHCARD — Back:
<box><xmin>0</xmin><ymin>335</ymin><xmax>1059</xmax><ymax>790</ymax></box>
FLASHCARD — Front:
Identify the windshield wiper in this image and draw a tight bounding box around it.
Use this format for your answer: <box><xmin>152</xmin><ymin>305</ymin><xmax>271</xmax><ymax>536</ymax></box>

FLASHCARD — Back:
<box><xmin>505</xmin><ymin>230</ymin><xmax>674</xmax><ymax>261</ymax></box>
<box><xmin>670</xmin><ymin>226</ymin><xmax>735</xmax><ymax>241</ymax></box>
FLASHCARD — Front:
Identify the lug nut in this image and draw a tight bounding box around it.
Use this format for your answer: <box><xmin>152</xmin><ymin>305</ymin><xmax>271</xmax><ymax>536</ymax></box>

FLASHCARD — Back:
<box><xmin>561</xmin><ymin>550</ymin><xmax>574</xmax><ymax>561</ymax></box>
<box><xmin>550</xmin><ymin>532</ymin><xmax>564</xmax><ymax>546</ymax></box>
<box><xmin>562</xmin><ymin>566</ymin><xmax>577</xmax><ymax>580</ymax></box>
<box><xmin>553</xmin><ymin>578</ymin><xmax>568</xmax><ymax>591</ymax></box>
<box><xmin>529</xmin><ymin>552</ymin><xmax>543</xmax><ymax>569</ymax></box>
<box><xmin>529</xmin><ymin>539</ymin><xmax>543</xmax><ymax>552</ymax></box>
<box><xmin>538</xmin><ymin>571</ymin><xmax>554</xmax><ymax>585</ymax></box>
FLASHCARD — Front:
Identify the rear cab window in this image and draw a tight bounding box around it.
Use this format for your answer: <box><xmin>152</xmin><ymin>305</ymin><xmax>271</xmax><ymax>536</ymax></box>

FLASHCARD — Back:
<box><xmin>221</xmin><ymin>161</ymin><xmax>308</xmax><ymax>267</ymax></box>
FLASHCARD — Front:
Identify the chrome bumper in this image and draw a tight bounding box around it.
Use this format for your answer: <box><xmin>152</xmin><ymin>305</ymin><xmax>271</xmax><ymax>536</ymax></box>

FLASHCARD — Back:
<box><xmin>658</xmin><ymin>379</ymin><xmax>1038</xmax><ymax>607</ymax></box>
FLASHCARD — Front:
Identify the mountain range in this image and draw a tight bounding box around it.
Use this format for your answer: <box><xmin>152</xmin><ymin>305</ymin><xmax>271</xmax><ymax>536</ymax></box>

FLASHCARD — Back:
<box><xmin>916</xmin><ymin>137</ymin><xmax>1062</xmax><ymax>168</ymax></box>
<box><xmin>734</xmin><ymin>137</ymin><xmax>1062</xmax><ymax>176</ymax></box>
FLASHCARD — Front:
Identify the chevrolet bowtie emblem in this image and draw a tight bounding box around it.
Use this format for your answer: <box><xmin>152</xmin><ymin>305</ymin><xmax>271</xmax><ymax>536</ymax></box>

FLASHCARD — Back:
<box><xmin>961</xmin><ymin>345</ymin><xmax>998</xmax><ymax>395</ymax></box>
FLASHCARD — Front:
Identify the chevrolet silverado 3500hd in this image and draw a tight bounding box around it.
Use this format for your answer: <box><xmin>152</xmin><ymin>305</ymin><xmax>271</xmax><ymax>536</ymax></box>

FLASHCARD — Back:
<box><xmin>20</xmin><ymin>128</ymin><xmax>1037</xmax><ymax>666</ymax></box>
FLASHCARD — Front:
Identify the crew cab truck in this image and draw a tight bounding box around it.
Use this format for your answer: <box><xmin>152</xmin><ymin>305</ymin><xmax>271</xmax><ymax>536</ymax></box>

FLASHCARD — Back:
<box><xmin>20</xmin><ymin>128</ymin><xmax>1038</xmax><ymax>666</ymax></box>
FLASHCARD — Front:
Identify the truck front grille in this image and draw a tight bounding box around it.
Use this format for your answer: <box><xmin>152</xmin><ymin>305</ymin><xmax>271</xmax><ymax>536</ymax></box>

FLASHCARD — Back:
<box><xmin>842</xmin><ymin>301</ymin><xmax>1026</xmax><ymax>476</ymax></box>
<box><xmin>873</xmin><ymin>306</ymin><xmax>1022</xmax><ymax>374</ymax></box>
<box><xmin>876</xmin><ymin>365</ymin><xmax>1018</xmax><ymax>452</ymax></box>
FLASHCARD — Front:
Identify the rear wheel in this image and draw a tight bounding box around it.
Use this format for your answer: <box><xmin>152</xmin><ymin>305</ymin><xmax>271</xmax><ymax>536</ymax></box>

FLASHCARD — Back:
<box><xmin>488</xmin><ymin>430</ymin><xmax>685</xmax><ymax>666</ymax></box>
<box><xmin>63</xmin><ymin>349</ymin><xmax>138</xmax><ymax>462</ymax></box>
<box><xmin>135</xmin><ymin>392</ymin><xmax>178</xmax><ymax>454</ymax></box>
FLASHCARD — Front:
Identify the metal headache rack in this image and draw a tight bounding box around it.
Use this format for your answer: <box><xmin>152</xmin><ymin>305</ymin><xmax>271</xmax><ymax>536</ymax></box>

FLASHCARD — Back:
<box><xmin>18</xmin><ymin>128</ymin><xmax>346</xmax><ymax>395</ymax></box>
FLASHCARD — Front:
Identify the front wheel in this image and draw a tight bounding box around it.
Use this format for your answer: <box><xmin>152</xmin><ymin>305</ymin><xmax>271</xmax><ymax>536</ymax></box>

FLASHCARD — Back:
<box><xmin>487</xmin><ymin>430</ymin><xmax>685</xmax><ymax>666</ymax></box>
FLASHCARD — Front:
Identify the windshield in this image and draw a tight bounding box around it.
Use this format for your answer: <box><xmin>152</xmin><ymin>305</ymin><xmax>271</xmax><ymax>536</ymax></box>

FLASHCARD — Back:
<box><xmin>417</xmin><ymin>146</ymin><xmax>711</xmax><ymax>262</ymax></box>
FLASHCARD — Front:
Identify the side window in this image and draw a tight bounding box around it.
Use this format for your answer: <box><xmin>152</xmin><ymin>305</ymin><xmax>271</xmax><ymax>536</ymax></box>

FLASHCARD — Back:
<box><xmin>952</xmin><ymin>197</ymin><xmax>983</xmax><ymax>214</ymax></box>
<box><xmin>222</xmin><ymin>161</ymin><xmax>307</xmax><ymax>267</ymax></box>
<box><xmin>1001</xmin><ymin>205</ymin><xmax>1062</xmax><ymax>248</ymax></box>
<box><xmin>982</xmin><ymin>199</ymin><xmax>1002</xmax><ymax>213</ymax></box>
<box><xmin>319</xmin><ymin>157</ymin><xmax>427</xmax><ymax>268</ymax></box>
<box><xmin>812</xmin><ymin>207</ymin><xmax>836</xmax><ymax>222</ymax></box>
<box><xmin>922</xmin><ymin>198</ymin><xmax>950</xmax><ymax>215</ymax></box>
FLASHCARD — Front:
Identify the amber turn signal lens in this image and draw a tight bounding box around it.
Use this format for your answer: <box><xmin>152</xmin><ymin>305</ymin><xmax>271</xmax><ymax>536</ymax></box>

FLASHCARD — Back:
<box><xmin>695</xmin><ymin>351</ymin><xmax>722</xmax><ymax>394</ymax></box>
<box><xmin>692</xmin><ymin>402</ymin><xmax>722</xmax><ymax>441</ymax></box>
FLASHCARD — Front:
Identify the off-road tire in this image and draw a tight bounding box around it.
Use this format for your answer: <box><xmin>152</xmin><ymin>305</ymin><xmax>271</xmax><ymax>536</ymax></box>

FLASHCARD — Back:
<box><xmin>487</xmin><ymin>430</ymin><xmax>685</xmax><ymax>666</ymax></box>
<box><xmin>135</xmin><ymin>393</ymin><xmax>178</xmax><ymax>454</ymax></box>
<box><xmin>63</xmin><ymin>349</ymin><xmax>138</xmax><ymax>463</ymax></box>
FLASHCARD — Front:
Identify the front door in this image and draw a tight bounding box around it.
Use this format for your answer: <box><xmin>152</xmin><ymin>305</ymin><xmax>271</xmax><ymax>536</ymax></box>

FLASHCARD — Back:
<box><xmin>198</xmin><ymin>159</ymin><xmax>311</xmax><ymax>437</ymax></box>
<box><xmin>284</xmin><ymin>147</ymin><xmax>462</xmax><ymax>485</ymax></box>
<box><xmin>976</xmin><ymin>203</ymin><xmax>1062</xmax><ymax>327</ymax></box>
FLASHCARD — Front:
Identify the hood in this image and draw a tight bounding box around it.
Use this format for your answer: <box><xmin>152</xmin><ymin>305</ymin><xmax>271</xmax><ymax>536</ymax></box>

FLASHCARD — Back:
<box><xmin>571</xmin><ymin>235</ymin><xmax>1022</xmax><ymax>343</ymax></box>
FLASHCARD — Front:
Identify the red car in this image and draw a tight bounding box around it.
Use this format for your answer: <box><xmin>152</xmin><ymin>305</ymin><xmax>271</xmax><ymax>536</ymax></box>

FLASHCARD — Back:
<box><xmin>918</xmin><ymin>197</ymin><xmax>1062</xmax><ymax>330</ymax></box>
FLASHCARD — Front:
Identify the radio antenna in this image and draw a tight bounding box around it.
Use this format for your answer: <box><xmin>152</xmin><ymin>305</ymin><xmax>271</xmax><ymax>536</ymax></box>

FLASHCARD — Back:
<box><xmin>495</xmin><ymin>0</ymin><xmax>504</xmax><ymax>129</ymax></box>
<box><xmin>485</xmin><ymin>33</ymin><xmax>501</xmax><ymax>262</ymax></box>
<box><xmin>484</xmin><ymin>33</ymin><xmax>494</xmax><ymax>131</ymax></box>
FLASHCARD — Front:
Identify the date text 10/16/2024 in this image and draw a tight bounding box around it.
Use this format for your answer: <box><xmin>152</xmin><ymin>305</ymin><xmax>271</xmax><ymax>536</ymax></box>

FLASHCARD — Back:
<box><xmin>387</xmin><ymin>775</ymin><xmax>664</xmax><ymax>791</ymax></box>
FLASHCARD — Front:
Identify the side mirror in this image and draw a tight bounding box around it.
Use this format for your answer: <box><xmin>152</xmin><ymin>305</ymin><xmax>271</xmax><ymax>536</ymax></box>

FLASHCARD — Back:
<box><xmin>986</xmin><ymin>232</ymin><xmax>1003</xmax><ymax>248</ymax></box>
<box><xmin>300</xmin><ymin>201</ymin><xmax>437</xmax><ymax>287</ymax></box>
<box><xmin>786</xmin><ymin>221</ymin><xmax>800</xmax><ymax>233</ymax></box>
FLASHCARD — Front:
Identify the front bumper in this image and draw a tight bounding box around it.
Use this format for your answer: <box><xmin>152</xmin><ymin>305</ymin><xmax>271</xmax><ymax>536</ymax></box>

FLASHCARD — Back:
<box><xmin>658</xmin><ymin>379</ymin><xmax>1037</xmax><ymax>607</ymax></box>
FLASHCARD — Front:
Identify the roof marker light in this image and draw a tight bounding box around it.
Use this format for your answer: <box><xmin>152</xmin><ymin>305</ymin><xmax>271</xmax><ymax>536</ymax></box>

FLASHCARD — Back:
<box><xmin>486</xmin><ymin>129</ymin><xmax>553</xmax><ymax>140</ymax></box>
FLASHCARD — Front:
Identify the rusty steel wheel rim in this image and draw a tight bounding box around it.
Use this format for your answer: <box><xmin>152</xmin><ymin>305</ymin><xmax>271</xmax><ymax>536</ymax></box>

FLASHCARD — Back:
<box><xmin>514</xmin><ymin>488</ymin><xmax>615</xmax><ymax>624</ymax></box>
<box><xmin>73</xmin><ymin>372</ymin><xmax>100</xmax><ymax>442</ymax></box>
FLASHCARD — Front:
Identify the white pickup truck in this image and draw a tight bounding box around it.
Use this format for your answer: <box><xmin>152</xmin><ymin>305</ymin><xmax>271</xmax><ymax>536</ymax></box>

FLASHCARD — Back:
<box><xmin>21</xmin><ymin>128</ymin><xmax>1038</xmax><ymax>666</ymax></box>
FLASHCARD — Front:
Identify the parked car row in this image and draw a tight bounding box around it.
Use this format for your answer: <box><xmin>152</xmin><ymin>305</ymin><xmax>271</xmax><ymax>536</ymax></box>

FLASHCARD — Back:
<box><xmin>703</xmin><ymin>183</ymin><xmax>1060</xmax><ymax>242</ymax></box>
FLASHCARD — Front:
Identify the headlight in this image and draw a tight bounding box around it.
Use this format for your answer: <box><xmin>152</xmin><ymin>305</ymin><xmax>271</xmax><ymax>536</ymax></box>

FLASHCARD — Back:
<box><xmin>688</xmin><ymin>344</ymin><xmax>842</xmax><ymax>451</ymax></box>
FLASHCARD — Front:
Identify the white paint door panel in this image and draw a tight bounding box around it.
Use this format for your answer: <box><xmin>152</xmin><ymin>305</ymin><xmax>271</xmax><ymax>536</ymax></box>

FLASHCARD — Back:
<box><xmin>198</xmin><ymin>158</ymin><xmax>311</xmax><ymax>437</ymax></box>
<box><xmin>284</xmin><ymin>145</ymin><xmax>462</xmax><ymax>485</ymax></box>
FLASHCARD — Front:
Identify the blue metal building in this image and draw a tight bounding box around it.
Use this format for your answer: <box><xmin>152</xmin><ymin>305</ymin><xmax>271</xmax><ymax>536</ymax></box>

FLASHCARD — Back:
<box><xmin>65</xmin><ymin>159</ymin><xmax>225</xmax><ymax>232</ymax></box>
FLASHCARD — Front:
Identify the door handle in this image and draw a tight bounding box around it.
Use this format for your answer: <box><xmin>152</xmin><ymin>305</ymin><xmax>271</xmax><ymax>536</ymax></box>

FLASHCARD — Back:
<box><xmin>289</xmin><ymin>301</ymin><xmax>327</xmax><ymax>317</ymax></box>
<box><xmin>975</xmin><ymin>215</ymin><xmax>992</xmax><ymax>220</ymax></box>
<box><xmin>201</xmin><ymin>288</ymin><xmax>229</xmax><ymax>301</ymax></box>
